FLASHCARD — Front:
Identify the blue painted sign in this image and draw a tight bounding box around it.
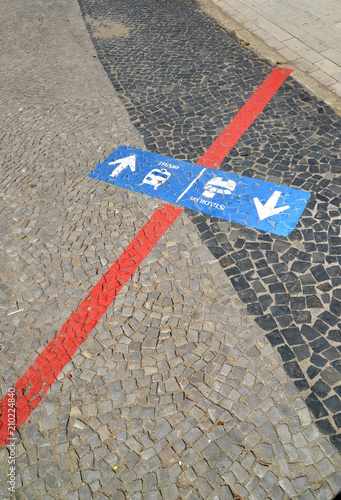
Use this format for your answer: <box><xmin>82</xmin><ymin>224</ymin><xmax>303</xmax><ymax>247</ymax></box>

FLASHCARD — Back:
<box><xmin>89</xmin><ymin>146</ymin><xmax>310</xmax><ymax>236</ymax></box>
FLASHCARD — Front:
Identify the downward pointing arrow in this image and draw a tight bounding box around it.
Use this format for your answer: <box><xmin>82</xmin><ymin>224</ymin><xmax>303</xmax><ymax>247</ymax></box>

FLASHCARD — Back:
<box><xmin>254</xmin><ymin>191</ymin><xmax>290</xmax><ymax>220</ymax></box>
<box><xmin>109</xmin><ymin>155</ymin><xmax>136</xmax><ymax>178</ymax></box>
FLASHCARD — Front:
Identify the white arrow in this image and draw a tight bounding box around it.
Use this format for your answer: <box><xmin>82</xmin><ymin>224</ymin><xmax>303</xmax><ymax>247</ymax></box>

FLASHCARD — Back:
<box><xmin>108</xmin><ymin>155</ymin><xmax>136</xmax><ymax>178</ymax></box>
<box><xmin>254</xmin><ymin>191</ymin><xmax>290</xmax><ymax>220</ymax></box>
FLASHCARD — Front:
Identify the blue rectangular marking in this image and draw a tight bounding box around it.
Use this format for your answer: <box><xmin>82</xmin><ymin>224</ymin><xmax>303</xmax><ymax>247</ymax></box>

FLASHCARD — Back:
<box><xmin>89</xmin><ymin>146</ymin><xmax>311</xmax><ymax>236</ymax></box>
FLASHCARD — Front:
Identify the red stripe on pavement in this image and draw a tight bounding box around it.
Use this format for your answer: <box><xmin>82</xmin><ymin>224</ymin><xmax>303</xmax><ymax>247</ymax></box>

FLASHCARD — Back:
<box><xmin>0</xmin><ymin>204</ymin><xmax>182</xmax><ymax>446</ymax></box>
<box><xmin>0</xmin><ymin>68</ymin><xmax>291</xmax><ymax>447</ymax></box>
<box><xmin>197</xmin><ymin>67</ymin><xmax>292</xmax><ymax>169</ymax></box>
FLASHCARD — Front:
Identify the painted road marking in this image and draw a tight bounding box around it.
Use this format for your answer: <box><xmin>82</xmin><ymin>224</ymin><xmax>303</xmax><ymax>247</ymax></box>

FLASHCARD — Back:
<box><xmin>254</xmin><ymin>190</ymin><xmax>290</xmax><ymax>220</ymax></box>
<box><xmin>89</xmin><ymin>146</ymin><xmax>310</xmax><ymax>236</ymax></box>
<box><xmin>0</xmin><ymin>205</ymin><xmax>182</xmax><ymax>447</ymax></box>
<box><xmin>109</xmin><ymin>155</ymin><xmax>136</xmax><ymax>178</ymax></box>
<box><xmin>198</xmin><ymin>67</ymin><xmax>293</xmax><ymax>168</ymax></box>
<box><xmin>0</xmin><ymin>68</ymin><xmax>291</xmax><ymax>447</ymax></box>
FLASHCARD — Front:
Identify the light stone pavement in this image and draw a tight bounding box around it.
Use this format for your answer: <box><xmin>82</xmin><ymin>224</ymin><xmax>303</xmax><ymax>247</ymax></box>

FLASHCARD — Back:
<box><xmin>204</xmin><ymin>0</ymin><xmax>341</xmax><ymax>113</ymax></box>
<box><xmin>0</xmin><ymin>0</ymin><xmax>341</xmax><ymax>499</ymax></box>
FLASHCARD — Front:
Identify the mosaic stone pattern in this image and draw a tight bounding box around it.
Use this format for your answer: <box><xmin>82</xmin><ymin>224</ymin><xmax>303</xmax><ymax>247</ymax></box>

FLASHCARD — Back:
<box><xmin>2</xmin><ymin>0</ymin><xmax>341</xmax><ymax>497</ymax></box>
<box><xmin>77</xmin><ymin>0</ymin><xmax>341</xmax><ymax>450</ymax></box>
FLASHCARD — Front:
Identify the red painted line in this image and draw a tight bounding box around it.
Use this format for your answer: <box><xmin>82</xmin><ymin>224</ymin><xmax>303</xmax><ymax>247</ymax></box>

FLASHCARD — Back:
<box><xmin>0</xmin><ymin>68</ymin><xmax>291</xmax><ymax>447</ymax></box>
<box><xmin>197</xmin><ymin>67</ymin><xmax>293</xmax><ymax>169</ymax></box>
<box><xmin>0</xmin><ymin>204</ymin><xmax>182</xmax><ymax>446</ymax></box>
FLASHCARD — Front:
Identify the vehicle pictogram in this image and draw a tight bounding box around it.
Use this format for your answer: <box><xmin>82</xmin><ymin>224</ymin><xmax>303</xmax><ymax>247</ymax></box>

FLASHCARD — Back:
<box><xmin>202</xmin><ymin>177</ymin><xmax>236</xmax><ymax>198</ymax></box>
<box><xmin>141</xmin><ymin>168</ymin><xmax>171</xmax><ymax>189</ymax></box>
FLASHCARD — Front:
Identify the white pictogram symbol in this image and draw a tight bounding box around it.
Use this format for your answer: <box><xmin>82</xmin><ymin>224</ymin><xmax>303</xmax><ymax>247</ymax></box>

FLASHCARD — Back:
<box><xmin>202</xmin><ymin>177</ymin><xmax>236</xmax><ymax>198</ymax></box>
<box><xmin>254</xmin><ymin>191</ymin><xmax>290</xmax><ymax>220</ymax></box>
<box><xmin>141</xmin><ymin>169</ymin><xmax>171</xmax><ymax>189</ymax></box>
<box><xmin>109</xmin><ymin>155</ymin><xmax>136</xmax><ymax>178</ymax></box>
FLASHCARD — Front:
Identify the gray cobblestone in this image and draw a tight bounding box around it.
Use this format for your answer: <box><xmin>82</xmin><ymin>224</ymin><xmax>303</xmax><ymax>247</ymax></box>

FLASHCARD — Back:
<box><xmin>78</xmin><ymin>485</ymin><xmax>92</xmax><ymax>499</ymax></box>
<box><xmin>314</xmin><ymin>482</ymin><xmax>334</xmax><ymax>500</ymax></box>
<box><xmin>298</xmin><ymin>493</ymin><xmax>316</xmax><ymax>500</ymax></box>
<box><xmin>1</xmin><ymin>0</ymin><xmax>341</xmax><ymax>498</ymax></box>
<box><xmin>80</xmin><ymin>453</ymin><xmax>94</xmax><ymax>469</ymax></box>
<box><xmin>319</xmin><ymin>438</ymin><xmax>336</xmax><ymax>457</ymax></box>
<box><xmin>318</xmin><ymin>458</ymin><xmax>335</xmax><ymax>477</ymax></box>
<box><xmin>21</xmin><ymin>466</ymin><xmax>38</xmax><ymax>486</ymax></box>
<box><xmin>261</xmin><ymin>471</ymin><xmax>278</xmax><ymax>491</ymax></box>
<box><xmin>259</xmin><ymin>422</ymin><xmax>278</xmax><ymax>441</ymax></box>
<box><xmin>46</xmin><ymin>471</ymin><xmax>70</xmax><ymax>489</ymax></box>
<box><xmin>216</xmin><ymin>485</ymin><xmax>234</xmax><ymax>499</ymax></box>
<box><xmin>67</xmin><ymin>491</ymin><xmax>79</xmax><ymax>500</ymax></box>
<box><xmin>249</xmin><ymin>485</ymin><xmax>267</xmax><ymax>500</ymax></box>
<box><xmin>270</xmin><ymin>486</ymin><xmax>284</xmax><ymax>500</ymax></box>
<box><xmin>231</xmin><ymin>462</ymin><xmax>250</xmax><ymax>483</ymax></box>
<box><xmin>258</xmin><ymin>443</ymin><xmax>274</xmax><ymax>461</ymax></box>
<box><xmin>163</xmin><ymin>484</ymin><xmax>179</xmax><ymax>500</ymax></box>
<box><xmin>232</xmin><ymin>484</ymin><xmax>249</xmax><ymax>499</ymax></box>
<box><xmin>145</xmin><ymin>492</ymin><xmax>162</xmax><ymax>500</ymax></box>
<box><xmin>329</xmin><ymin>471</ymin><xmax>341</xmax><ymax>492</ymax></box>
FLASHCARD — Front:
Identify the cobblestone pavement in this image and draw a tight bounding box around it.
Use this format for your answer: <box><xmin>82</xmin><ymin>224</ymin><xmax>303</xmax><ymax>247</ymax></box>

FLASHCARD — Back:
<box><xmin>79</xmin><ymin>0</ymin><xmax>341</xmax><ymax>446</ymax></box>
<box><xmin>0</xmin><ymin>0</ymin><xmax>341</xmax><ymax>499</ymax></box>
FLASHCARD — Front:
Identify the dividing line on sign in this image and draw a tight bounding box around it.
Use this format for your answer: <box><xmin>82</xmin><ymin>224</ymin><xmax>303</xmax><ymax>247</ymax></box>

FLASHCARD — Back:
<box><xmin>176</xmin><ymin>168</ymin><xmax>206</xmax><ymax>202</ymax></box>
<box><xmin>0</xmin><ymin>67</ymin><xmax>292</xmax><ymax>448</ymax></box>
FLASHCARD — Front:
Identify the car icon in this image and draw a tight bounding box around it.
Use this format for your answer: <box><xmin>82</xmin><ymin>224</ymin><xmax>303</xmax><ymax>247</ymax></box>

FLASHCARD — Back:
<box><xmin>141</xmin><ymin>169</ymin><xmax>171</xmax><ymax>189</ymax></box>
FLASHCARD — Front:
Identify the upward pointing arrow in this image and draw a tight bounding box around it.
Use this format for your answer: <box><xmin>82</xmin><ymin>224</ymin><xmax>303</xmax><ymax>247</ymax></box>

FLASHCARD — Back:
<box><xmin>254</xmin><ymin>191</ymin><xmax>290</xmax><ymax>220</ymax></box>
<box><xmin>109</xmin><ymin>155</ymin><xmax>136</xmax><ymax>178</ymax></box>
